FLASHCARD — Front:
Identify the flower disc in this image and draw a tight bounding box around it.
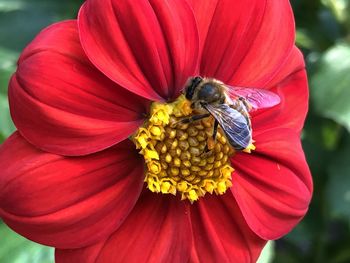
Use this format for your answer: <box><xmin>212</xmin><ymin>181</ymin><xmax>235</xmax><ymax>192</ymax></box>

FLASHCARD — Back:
<box><xmin>133</xmin><ymin>95</ymin><xmax>237</xmax><ymax>203</ymax></box>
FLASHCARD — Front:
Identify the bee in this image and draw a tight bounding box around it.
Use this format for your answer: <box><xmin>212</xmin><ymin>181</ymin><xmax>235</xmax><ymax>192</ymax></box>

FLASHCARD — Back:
<box><xmin>180</xmin><ymin>76</ymin><xmax>281</xmax><ymax>151</ymax></box>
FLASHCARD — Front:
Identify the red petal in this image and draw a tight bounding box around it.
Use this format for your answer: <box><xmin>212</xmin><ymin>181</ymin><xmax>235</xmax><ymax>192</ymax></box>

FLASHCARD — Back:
<box><xmin>55</xmin><ymin>193</ymin><xmax>191</xmax><ymax>263</ymax></box>
<box><xmin>0</xmin><ymin>133</ymin><xmax>144</xmax><ymax>249</ymax></box>
<box><xmin>78</xmin><ymin>0</ymin><xmax>199</xmax><ymax>100</ymax></box>
<box><xmin>186</xmin><ymin>0</ymin><xmax>218</xmax><ymax>59</ymax></box>
<box><xmin>190</xmin><ymin>193</ymin><xmax>266</xmax><ymax>263</ymax></box>
<box><xmin>56</xmin><ymin>242</ymin><xmax>105</xmax><ymax>263</ymax></box>
<box><xmin>264</xmin><ymin>46</ymin><xmax>305</xmax><ymax>88</ymax></box>
<box><xmin>189</xmin><ymin>0</ymin><xmax>295</xmax><ymax>86</ymax></box>
<box><xmin>231</xmin><ymin>129</ymin><xmax>312</xmax><ymax>240</ymax></box>
<box><xmin>10</xmin><ymin>20</ymin><xmax>149</xmax><ymax>156</ymax></box>
<box><xmin>252</xmin><ymin>69</ymin><xmax>309</xmax><ymax>134</ymax></box>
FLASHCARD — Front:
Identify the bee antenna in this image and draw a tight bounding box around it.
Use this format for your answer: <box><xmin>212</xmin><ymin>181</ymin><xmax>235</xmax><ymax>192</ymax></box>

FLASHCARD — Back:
<box><xmin>193</xmin><ymin>76</ymin><xmax>203</xmax><ymax>84</ymax></box>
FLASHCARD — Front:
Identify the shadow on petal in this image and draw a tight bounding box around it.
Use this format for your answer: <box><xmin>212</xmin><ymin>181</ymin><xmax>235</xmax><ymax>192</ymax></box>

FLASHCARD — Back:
<box><xmin>11</xmin><ymin>20</ymin><xmax>149</xmax><ymax>156</ymax></box>
<box><xmin>190</xmin><ymin>193</ymin><xmax>266</xmax><ymax>263</ymax></box>
<box><xmin>0</xmin><ymin>133</ymin><xmax>144</xmax><ymax>249</ymax></box>
<box><xmin>56</xmin><ymin>192</ymin><xmax>192</xmax><ymax>263</ymax></box>
<box><xmin>231</xmin><ymin>129</ymin><xmax>312</xmax><ymax>240</ymax></box>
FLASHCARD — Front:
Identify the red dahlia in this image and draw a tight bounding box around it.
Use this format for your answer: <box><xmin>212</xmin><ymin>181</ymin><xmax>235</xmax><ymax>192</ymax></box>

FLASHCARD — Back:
<box><xmin>0</xmin><ymin>0</ymin><xmax>312</xmax><ymax>262</ymax></box>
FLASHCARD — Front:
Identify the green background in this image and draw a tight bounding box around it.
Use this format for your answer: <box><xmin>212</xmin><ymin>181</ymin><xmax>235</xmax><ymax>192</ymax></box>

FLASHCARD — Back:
<box><xmin>1</xmin><ymin>0</ymin><xmax>350</xmax><ymax>262</ymax></box>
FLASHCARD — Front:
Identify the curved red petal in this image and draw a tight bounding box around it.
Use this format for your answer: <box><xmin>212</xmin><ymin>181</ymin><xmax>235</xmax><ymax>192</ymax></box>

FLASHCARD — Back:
<box><xmin>264</xmin><ymin>46</ymin><xmax>305</xmax><ymax>88</ymax></box>
<box><xmin>231</xmin><ymin>129</ymin><xmax>312</xmax><ymax>240</ymax></box>
<box><xmin>55</xmin><ymin>242</ymin><xmax>105</xmax><ymax>263</ymax></box>
<box><xmin>190</xmin><ymin>193</ymin><xmax>266</xmax><ymax>263</ymax></box>
<box><xmin>10</xmin><ymin>20</ymin><xmax>149</xmax><ymax>156</ymax></box>
<box><xmin>186</xmin><ymin>0</ymin><xmax>218</xmax><ymax>60</ymax></box>
<box><xmin>252</xmin><ymin>69</ymin><xmax>308</xmax><ymax>134</ymax></box>
<box><xmin>56</xmin><ymin>193</ymin><xmax>192</xmax><ymax>263</ymax></box>
<box><xmin>0</xmin><ymin>133</ymin><xmax>144</xmax><ymax>249</ymax></box>
<box><xmin>78</xmin><ymin>0</ymin><xmax>199</xmax><ymax>100</ymax></box>
<box><xmin>189</xmin><ymin>0</ymin><xmax>295</xmax><ymax>86</ymax></box>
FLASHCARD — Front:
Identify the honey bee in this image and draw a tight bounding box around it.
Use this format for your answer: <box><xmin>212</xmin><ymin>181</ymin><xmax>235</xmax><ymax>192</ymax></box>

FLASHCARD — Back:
<box><xmin>181</xmin><ymin>76</ymin><xmax>281</xmax><ymax>151</ymax></box>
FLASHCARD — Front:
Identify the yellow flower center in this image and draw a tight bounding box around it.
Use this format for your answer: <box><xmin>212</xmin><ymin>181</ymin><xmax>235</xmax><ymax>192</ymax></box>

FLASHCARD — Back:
<box><xmin>133</xmin><ymin>95</ymin><xmax>248</xmax><ymax>203</ymax></box>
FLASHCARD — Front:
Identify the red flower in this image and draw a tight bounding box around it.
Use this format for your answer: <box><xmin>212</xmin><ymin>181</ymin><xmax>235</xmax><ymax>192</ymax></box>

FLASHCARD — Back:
<box><xmin>0</xmin><ymin>0</ymin><xmax>312</xmax><ymax>262</ymax></box>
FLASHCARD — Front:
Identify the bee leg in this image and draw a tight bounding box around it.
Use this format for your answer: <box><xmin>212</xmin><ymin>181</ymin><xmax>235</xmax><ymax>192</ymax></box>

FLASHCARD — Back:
<box><xmin>239</xmin><ymin>97</ymin><xmax>253</xmax><ymax>111</ymax></box>
<box><xmin>171</xmin><ymin>113</ymin><xmax>210</xmax><ymax>127</ymax></box>
<box><xmin>203</xmin><ymin>120</ymin><xmax>219</xmax><ymax>153</ymax></box>
<box><xmin>212</xmin><ymin>119</ymin><xmax>219</xmax><ymax>142</ymax></box>
<box><xmin>180</xmin><ymin>113</ymin><xmax>211</xmax><ymax>124</ymax></box>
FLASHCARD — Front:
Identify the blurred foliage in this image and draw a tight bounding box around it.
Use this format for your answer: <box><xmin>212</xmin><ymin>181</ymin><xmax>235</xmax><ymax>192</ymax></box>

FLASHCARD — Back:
<box><xmin>0</xmin><ymin>0</ymin><xmax>83</xmax><ymax>261</ymax></box>
<box><xmin>0</xmin><ymin>0</ymin><xmax>84</xmax><ymax>51</ymax></box>
<box><xmin>257</xmin><ymin>241</ymin><xmax>275</xmax><ymax>263</ymax></box>
<box><xmin>0</xmin><ymin>0</ymin><xmax>350</xmax><ymax>262</ymax></box>
<box><xmin>0</xmin><ymin>222</ymin><xmax>53</xmax><ymax>263</ymax></box>
<box><xmin>274</xmin><ymin>1</ymin><xmax>350</xmax><ymax>263</ymax></box>
<box><xmin>311</xmin><ymin>44</ymin><xmax>350</xmax><ymax>131</ymax></box>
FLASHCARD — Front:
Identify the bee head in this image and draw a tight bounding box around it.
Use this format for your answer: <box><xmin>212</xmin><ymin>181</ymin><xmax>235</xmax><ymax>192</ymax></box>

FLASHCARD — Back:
<box><xmin>197</xmin><ymin>83</ymin><xmax>222</xmax><ymax>103</ymax></box>
<box><xmin>185</xmin><ymin>76</ymin><xmax>203</xmax><ymax>100</ymax></box>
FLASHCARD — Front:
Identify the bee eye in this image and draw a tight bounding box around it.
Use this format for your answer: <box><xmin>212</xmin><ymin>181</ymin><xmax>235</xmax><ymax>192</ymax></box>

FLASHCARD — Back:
<box><xmin>185</xmin><ymin>76</ymin><xmax>202</xmax><ymax>100</ymax></box>
<box><xmin>198</xmin><ymin>83</ymin><xmax>219</xmax><ymax>102</ymax></box>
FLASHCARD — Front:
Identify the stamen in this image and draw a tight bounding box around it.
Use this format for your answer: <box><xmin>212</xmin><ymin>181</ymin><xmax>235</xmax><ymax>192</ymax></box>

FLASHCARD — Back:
<box><xmin>132</xmin><ymin>95</ymin><xmax>253</xmax><ymax>203</ymax></box>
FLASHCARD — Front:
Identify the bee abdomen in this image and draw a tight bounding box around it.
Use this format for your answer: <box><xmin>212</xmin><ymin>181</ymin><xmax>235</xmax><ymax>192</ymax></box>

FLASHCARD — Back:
<box><xmin>225</xmin><ymin>126</ymin><xmax>251</xmax><ymax>150</ymax></box>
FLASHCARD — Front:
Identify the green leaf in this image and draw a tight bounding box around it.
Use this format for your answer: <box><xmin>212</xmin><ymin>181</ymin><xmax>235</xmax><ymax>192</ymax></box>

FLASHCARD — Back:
<box><xmin>257</xmin><ymin>241</ymin><xmax>275</xmax><ymax>263</ymax></box>
<box><xmin>296</xmin><ymin>29</ymin><xmax>316</xmax><ymax>49</ymax></box>
<box><xmin>322</xmin><ymin>0</ymin><xmax>350</xmax><ymax>25</ymax></box>
<box><xmin>0</xmin><ymin>1</ymin><xmax>26</xmax><ymax>12</ymax></box>
<box><xmin>0</xmin><ymin>222</ymin><xmax>54</xmax><ymax>263</ymax></box>
<box><xmin>0</xmin><ymin>0</ymin><xmax>83</xmax><ymax>52</ymax></box>
<box><xmin>0</xmin><ymin>47</ymin><xmax>18</xmax><ymax>95</ymax></box>
<box><xmin>0</xmin><ymin>94</ymin><xmax>15</xmax><ymax>140</ymax></box>
<box><xmin>332</xmin><ymin>247</ymin><xmax>350</xmax><ymax>263</ymax></box>
<box><xmin>326</xmin><ymin>138</ymin><xmax>350</xmax><ymax>220</ymax></box>
<box><xmin>311</xmin><ymin>44</ymin><xmax>350</xmax><ymax>132</ymax></box>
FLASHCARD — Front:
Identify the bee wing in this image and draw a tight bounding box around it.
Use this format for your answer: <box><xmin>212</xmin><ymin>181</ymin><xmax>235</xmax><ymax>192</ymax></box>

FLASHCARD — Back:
<box><xmin>204</xmin><ymin>104</ymin><xmax>251</xmax><ymax>150</ymax></box>
<box><xmin>227</xmin><ymin>86</ymin><xmax>280</xmax><ymax>110</ymax></box>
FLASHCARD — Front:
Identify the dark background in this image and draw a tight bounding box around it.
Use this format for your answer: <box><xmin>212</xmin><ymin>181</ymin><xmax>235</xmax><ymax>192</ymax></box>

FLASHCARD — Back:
<box><xmin>0</xmin><ymin>0</ymin><xmax>350</xmax><ymax>262</ymax></box>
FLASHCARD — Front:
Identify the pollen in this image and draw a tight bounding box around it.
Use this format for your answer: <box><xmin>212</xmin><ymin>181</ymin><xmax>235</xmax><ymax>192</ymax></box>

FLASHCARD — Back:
<box><xmin>133</xmin><ymin>95</ymin><xmax>242</xmax><ymax>203</ymax></box>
